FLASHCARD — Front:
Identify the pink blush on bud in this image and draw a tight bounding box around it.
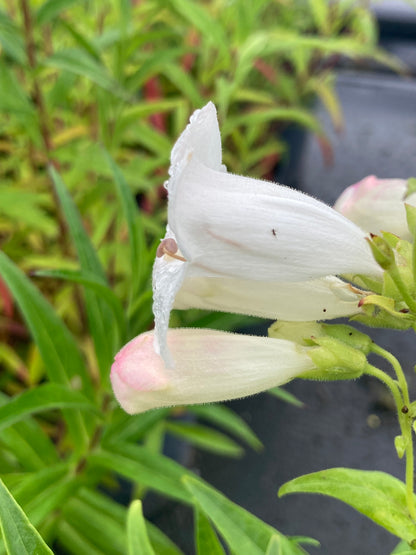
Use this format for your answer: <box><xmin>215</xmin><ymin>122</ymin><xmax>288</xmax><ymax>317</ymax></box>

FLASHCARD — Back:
<box><xmin>111</xmin><ymin>333</ymin><xmax>169</xmax><ymax>392</ymax></box>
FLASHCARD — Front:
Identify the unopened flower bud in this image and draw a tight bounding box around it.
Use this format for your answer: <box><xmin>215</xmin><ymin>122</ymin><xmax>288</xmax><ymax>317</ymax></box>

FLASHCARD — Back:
<box><xmin>305</xmin><ymin>336</ymin><xmax>367</xmax><ymax>380</ymax></box>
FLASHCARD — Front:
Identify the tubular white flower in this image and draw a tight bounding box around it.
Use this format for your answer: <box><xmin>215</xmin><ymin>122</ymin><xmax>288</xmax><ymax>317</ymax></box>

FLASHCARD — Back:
<box><xmin>334</xmin><ymin>175</ymin><xmax>416</xmax><ymax>239</ymax></box>
<box><xmin>174</xmin><ymin>275</ymin><xmax>365</xmax><ymax>320</ymax></box>
<box><xmin>110</xmin><ymin>328</ymin><xmax>315</xmax><ymax>414</ymax></box>
<box><xmin>153</xmin><ymin>102</ymin><xmax>380</xmax><ymax>364</ymax></box>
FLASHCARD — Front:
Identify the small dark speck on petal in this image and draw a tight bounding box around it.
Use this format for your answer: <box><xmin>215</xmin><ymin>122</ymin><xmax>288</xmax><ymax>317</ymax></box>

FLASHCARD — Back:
<box><xmin>323</xmin><ymin>308</ymin><xmax>327</xmax><ymax>312</ymax></box>
<box><xmin>272</xmin><ymin>229</ymin><xmax>277</xmax><ymax>237</ymax></box>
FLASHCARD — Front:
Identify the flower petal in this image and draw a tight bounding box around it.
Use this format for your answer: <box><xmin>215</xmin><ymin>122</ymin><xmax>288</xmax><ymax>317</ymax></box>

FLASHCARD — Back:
<box><xmin>168</xmin><ymin>102</ymin><xmax>225</xmax><ymax>197</ymax></box>
<box><xmin>174</xmin><ymin>275</ymin><xmax>364</xmax><ymax>320</ymax></box>
<box><xmin>152</xmin><ymin>226</ymin><xmax>188</xmax><ymax>366</ymax></box>
<box><xmin>334</xmin><ymin>175</ymin><xmax>416</xmax><ymax>239</ymax></box>
<box><xmin>169</xmin><ymin>155</ymin><xmax>381</xmax><ymax>282</ymax></box>
<box><xmin>110</xmin><ymin>328</ymin><xmax>314</xmax><ymax>414</ymax></box>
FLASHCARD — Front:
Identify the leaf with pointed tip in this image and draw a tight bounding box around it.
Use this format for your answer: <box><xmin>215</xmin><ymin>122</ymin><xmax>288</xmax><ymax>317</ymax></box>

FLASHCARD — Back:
<box><xmin>279</xmin><ymin>468</ymin><xmax>416</xmax><ymax>543</ymax></box>
<box><xmin>189</xmin><ymin>404</ymin><xmax>262</xmax><ymax>451</ymax></box>
<box><xmin>184</xmin><ymin>477</ymin><xmax>306</xmax><ymax>555</ymax></box>
<box><xmin>0</xmin><ymin>478</ymin><xmax>53</xmax><ymax>554</ymax></box>
<box><xmin>127</xmin><ymin>500</ymin><xmax>155</xmax><ymax>555</ymax></box>
<box><xmin>104</xmin><ymin>151</ymin><xmax>146</xmax><ymax>303</ymax></box>
<box><xmin>0</xmin><ymin>250</ymin><xmax>90</xmax><ymax>447</ymax></box>
<box><xmin>0</xmin><ymin>383</ymin><xmax>98</xmax><ymax>433</ymax></box>
<box><xmin>195</xmin><ymin>509</ymin><xmax>225</xmax><ymax>555</ymax></box>
<box><xmin>49</xmin><ymin>166</ymin><xmax>115</xmax><ymax>379</ymax></box>
<box><xmin>35</xmin><ymin>268</ymin><xmax>126</xmax><ymax>344</ymax></box>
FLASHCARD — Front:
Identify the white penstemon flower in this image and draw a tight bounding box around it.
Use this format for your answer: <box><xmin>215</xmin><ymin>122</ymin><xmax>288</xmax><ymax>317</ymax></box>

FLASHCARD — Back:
<box><xmin>111</xmin><ymin>102</ymin><xmax>382</xmax><ymax>414</ymax></box>
<box><xmin>334</xmin><ymin>175</ymin><xmax>416</xmax><ymax>240</ymax></box>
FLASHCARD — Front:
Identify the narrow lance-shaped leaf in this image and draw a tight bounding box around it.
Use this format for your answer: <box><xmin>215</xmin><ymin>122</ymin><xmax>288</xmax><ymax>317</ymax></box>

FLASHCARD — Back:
<box><xmin>63</xmin><ymin>496</ymin><xmax>126</xmax><ymax>555</ymax></box>
<box><xmin>35</xmin><ymin>268</ymin><xmax>127</xmax><ymax>344</ymax></box>
<box><xmin>35</xmin><ymin>0</ymin><xmax>79</xmax><ymax>25</ymax></box>
<box><xmin>183</xmin><ymin>477</ymin><xmax>307</xmax><ymax>555</ymax></box>
<box><xmin>0</xmin><ymin>251</ymin><xmax>90</xmax><ymax>448</ymax></box>
<box><xmin>104</xmin><ymin>151</ymin><xmax>146</xmax><ymax>309</ymax></box>
<box><xmin>0</xmin><ymin>478</ymin><xmax>53</xmax><ymax>555</ymax></box>
<box><xmin>88</xmin><ymin>440</ymin><xmax>203</xmax><ymax>503</ymax></box>
<box><xmin>49</xmin><ymin>166</ymin><xmax>116</xmax><ymax>380</ymax></box>
<box><xmin>195</xmin><ymin>509</ymin><xmax>225</xmax><ymax>555</ymax></box>
<box><xmin>0</xmin><ymin>383</ymin><xmax>98</xmax><ymax>433</ymax></box>
<box><xmin>189</xmin><ymin>404</ymin><xmax>263</xmax><ymax>451</ymax></box>
<box><xmin>165</xmin><ymin>421</ymin><xmax>244</xmax><ymax>458</ymax></box>
<box><xmin>127</xmin><ymin>500</ymin><xmax>155</xmax><ymax>555</ymax></box>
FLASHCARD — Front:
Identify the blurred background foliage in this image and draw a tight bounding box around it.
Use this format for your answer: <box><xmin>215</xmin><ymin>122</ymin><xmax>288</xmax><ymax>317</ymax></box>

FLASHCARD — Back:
<box><xmin>0</xmin><ymin>0</ymin><xmax>401</xmax><ymax>553</ymax></box>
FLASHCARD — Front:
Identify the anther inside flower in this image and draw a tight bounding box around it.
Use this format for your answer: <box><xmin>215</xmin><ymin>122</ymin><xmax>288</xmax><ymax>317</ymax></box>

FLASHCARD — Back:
<box><xmin>156</xmin><ymin>237</ymin><xmax>186</xmax><ymax>262</ymax></box>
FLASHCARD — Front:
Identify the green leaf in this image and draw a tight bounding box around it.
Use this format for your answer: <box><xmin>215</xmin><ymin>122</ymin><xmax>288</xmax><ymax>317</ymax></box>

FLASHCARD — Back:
<box><xmin>184</xmin><ymin>477</ymin><xmax>306</xmax><ymax>555</ymax></box>
<box><xmin>127</xmin><ymin>500</ymin><xmax>155</xmax><ymax>555</ymax></box>
<box><xmin>57</xmin><ymin>521</ymin><xmax>103</xmax><ymax>555</ymax></box>
<box><xmin>308</xmin><ymin>0</ymin><xmax>330</xmax><ymax>34</ymax></box>
<box><xmin>165</xmin><ymin>422</ymin><xmax>244</xmax><ymax>458</ymax></box>
<box><xmin>223</xmin><ymin>108</ymin><xmax>322</xmax><ymax>138</ymax></box>
<box><xmin>75</xmin><ymin>488</ymin><xmax>183</xmax><ymax>555</ymax></box>
<box><xmin>88</xmin><ymin>444</ymin><xmax>194</xmax><ymax>503</ymax></box>
<box><xmin>146</xmin><ymin>522</ymin><xmax>184</xmax><ymax>555</ymax></box>
<box><xmin>49</xmin><ymin>166</ymin><xmax>115</xmax><ymax>379</ymax></box>
<box><xmin>0</xmin><ymin>186</ymin><xmax>54</xmax><ymax>235</ymax></box>
<box><xmin>59</xmin><ymin>18</ymin><xmax>103</xmax><ymax>61</ymax></box>
<box><xmin>391</xmin><ymin>539</ymin><xmax>416</xmax><ymax>553</ymax></box>
<box><xmin>10</xmin><ymin>464</ymin><xmax>77</xmax><ymax>528</ymax></box>
<box><xmin>0</xmin><ymin>384</ymin><xmax>97</xmax><ymax>433</ymax></box>
<box><xmin>268</xmin><ymin>387</ymin><xmax>304</xmax><ymax>408</ymax></box>
<box><xmin>195</xmin><ymin>509</ymin><xmax>225</xmax><ymax>555</ymax></box>
<box><xmin>63</xmin><ymin>496</ymin><xmax>126</xmax><ymax>555</ymax></box>
<box><xmin>0</xmin><ymin>9</ymin><xmax>25</xmax><ymax>64</ymax></box>
<box><xmin>0</xmin><ymin>391</ymin><xmax>58</xmax><ymax>470</ymax></box>
<box><xmin>0</xmin><ymin>478</ymin><xmax>53</xmax><ymax>554</ymax></box>
<box><xmin>104</xmin><ymin>151</ymin><xmax>146</xmax><ymax>302</ymax></box>
<box><xmin>43</xmin><ymin>49</ymin><xmax>125</xmax><ymax>97</ymax></box>
<box><xmin>266</xmin><ymin>535</ymin><xmax>283</xmax><ymax>555</ymax></box>
<box><xmin>279</xmin><ymin>468</ymin><xmax>416</xmax><ymax>543</ymax></box>
<box><xmin>189</xmin><ymin>404</ymin><xmax>262</xmax><ymax>451</ymax></box>
<box><xmin>36</xmin><ymin>0</ymin><xmax>78</xmax><ymax>25</ymax></box>
<box><xmin>0</xmin><ymin>251</ymin><xmax>90</xmax><ymax>448</ymax></box>
<box><xmin>168</xmin><ymin>0</ymin><xmax>229</xmax><ymax>62</ymax></box>
<box><xmin>103</xmin><ymin>408</ymin><xmax>170</xmax><ymax>444</ymax></box>
<box><xmin>35</xmin><ymin>268</ymin><xmax>126</xmax><ymax>344</ymax></box>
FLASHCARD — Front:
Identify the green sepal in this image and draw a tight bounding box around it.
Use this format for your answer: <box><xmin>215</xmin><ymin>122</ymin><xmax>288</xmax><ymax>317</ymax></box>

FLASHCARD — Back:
<box><xmin>308</xmin><ymin>336</ymin><xmax>367</xmax><ymax>373</ymax></box>
<box><xmin>299</xmin><ymin>366</ymin><xmax>363</xmax><ymax>381</ymax></box>
<box><xmin>352</xmin><ymin>295</ymin><xmax>416</xmax><ymax>330</ymax></box>
<box><xmin>346</xmin><ymin>273</ymin><xmax>383</xmax><ymax>294</ymax></box>
<box><xmin>382</xmin><ymin>231</ymin><xmax>401</xmax><ymax>249</ymax></box>
<box><xmin>268</xmin><ymin>321</ymin><xmax>323</xmax><ymax>346</ymax></box>
<box><xmin>390</xmin><ymin>238</ymin><xmax>414</xmax><ymax>293</ymax></box>
<box><xmin>406</xmin><ymin>204</ymin><xmax>416</xmax><ymax>238</ymax></box>
<box><xmin>321</xmin><ymin>324</ymin><xmax>373</xmax><ymax>354</ymax></box>
<box><xmin>366</xmin><ymin>235</ymin><xmax>395</xmax><ymax>270</ymax></box>
<box><xmin>406</xmin><ymin>177</ymin><xmax>416</xmax><ymax>198</ymax></box>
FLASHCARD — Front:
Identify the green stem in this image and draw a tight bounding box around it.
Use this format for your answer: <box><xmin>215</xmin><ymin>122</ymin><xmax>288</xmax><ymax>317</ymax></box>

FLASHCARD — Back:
<box><xmin>370</xmin><ymin>344</ymin><xmax>410</xmax><ymax>408</ymax></box>
<box><xmin>365</xmin><ymin>363</ymin><xmax>416</xmax><ymax>521</ymax></box>
<box><xmin>365</xmin><ymin>364</ymin><xmax>404</xmax><ymax>410</ymax></box>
